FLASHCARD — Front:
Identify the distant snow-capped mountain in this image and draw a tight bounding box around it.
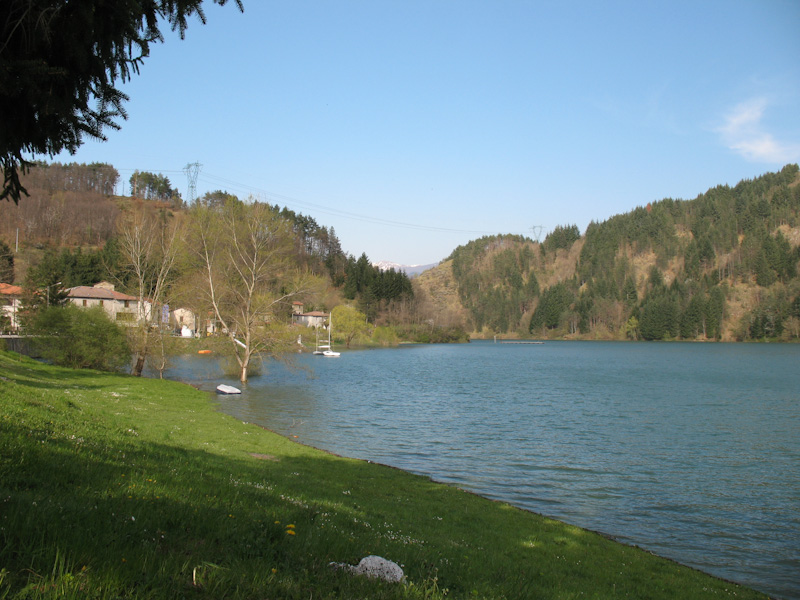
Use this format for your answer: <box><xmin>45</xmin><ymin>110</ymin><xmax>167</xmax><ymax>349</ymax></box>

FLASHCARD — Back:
<box><xmin>373</xmin><ymin>261</ymin><xmax>438</xmax><ymax>277</ymax></box>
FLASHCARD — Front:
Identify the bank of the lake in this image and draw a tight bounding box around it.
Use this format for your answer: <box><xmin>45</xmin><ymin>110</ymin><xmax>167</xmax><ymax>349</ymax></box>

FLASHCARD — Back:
<box><xmin>0</xmin><ymin>350</ymin><xmax>770</xmax><ymax>599</ymax></box>
<box><xmin>166</xmin><ymin>340</ymin><xmax>799</xmax><ymax>600</ymax></box>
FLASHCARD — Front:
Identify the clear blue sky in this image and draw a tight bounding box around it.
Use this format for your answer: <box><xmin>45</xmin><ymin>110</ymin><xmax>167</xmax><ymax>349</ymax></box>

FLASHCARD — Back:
<box><xmin>54</xmin><ymin>0</ymin><xmax>800</xmax><ymax>265</ymax></box>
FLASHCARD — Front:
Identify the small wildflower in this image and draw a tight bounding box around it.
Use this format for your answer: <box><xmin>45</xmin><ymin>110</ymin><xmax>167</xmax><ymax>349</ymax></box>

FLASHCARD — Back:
<box><xmin>286</xmin><ymin>529</ymin><xmax>296</xmax><ymax>536</ymax></box>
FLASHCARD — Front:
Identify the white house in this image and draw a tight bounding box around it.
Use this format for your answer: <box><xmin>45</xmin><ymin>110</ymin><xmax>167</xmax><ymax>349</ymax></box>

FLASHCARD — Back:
<box><xmin>292</xmin><ymin>310</ymin><xmax>329</xmax><ymax>329</ymax></box>
<box><xmin>0</xmin><ymin>283</ymin><xmax>23</xmax><ymax>332</ymax></box>
<box><xmin>171</xmin><ymin>307</ymin><xmax>196</xmax><ymax>334</ymax></box>
<box><xmin>290</xmin><ymin>301</ymin><xmax>329</xmax><ymax>329</ymax></box>
<box><xmin>67</xmin><ymin>282</ymin><xmax>152</xmax><ymax>325</ymax></box>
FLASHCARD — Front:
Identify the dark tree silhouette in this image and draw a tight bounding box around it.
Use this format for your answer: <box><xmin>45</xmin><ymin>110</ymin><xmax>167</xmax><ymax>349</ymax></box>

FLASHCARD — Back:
<box><xmin>1</xmin><ymin>0</ymin><xmax>243</xmax><ymax>204</ymax></box>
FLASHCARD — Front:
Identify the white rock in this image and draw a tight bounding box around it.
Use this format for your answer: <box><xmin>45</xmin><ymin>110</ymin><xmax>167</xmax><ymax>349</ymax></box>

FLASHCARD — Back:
<box><xmin>330</xmin><ymin>555</ymin><xmax>405</xmax><ymax>583</ymax></box>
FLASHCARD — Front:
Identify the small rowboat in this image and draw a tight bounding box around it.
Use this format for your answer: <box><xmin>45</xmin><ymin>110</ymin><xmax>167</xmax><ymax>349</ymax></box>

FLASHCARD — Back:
<box><xmin>216</xmin><ymin>384</ymin><xmax>241</xmax><ymax>395</ymax></box>
<box><xmin>198</xmin><ymin>349</ymin><xmax>212</xmax><ymax>354</ymax></box>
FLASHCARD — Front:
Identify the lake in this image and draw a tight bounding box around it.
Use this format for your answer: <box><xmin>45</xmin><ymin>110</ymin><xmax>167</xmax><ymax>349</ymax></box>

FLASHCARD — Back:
<box><xmin>161</xmin><ymin>341</ymin><xmax>800</xmax><ymax>599</ymax></box>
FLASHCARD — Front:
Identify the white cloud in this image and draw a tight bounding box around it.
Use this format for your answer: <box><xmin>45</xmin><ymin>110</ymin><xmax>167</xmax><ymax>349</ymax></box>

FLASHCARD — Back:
<box><xmin>718</xmin><ymin>98</ymin><xmax>800</xmax><ymax>163</ymax></box>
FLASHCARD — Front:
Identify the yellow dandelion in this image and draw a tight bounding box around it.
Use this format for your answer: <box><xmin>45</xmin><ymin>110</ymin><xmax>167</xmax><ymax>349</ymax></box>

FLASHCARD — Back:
<box><xmin>286</xmin><ymin>530</ymin><xmax>296</xmax><ymax>536</ymax></box>
<box><xmin>286</xmin><ymin>523</ymin><xmax>295</xmax><ymax>529</ymax></box>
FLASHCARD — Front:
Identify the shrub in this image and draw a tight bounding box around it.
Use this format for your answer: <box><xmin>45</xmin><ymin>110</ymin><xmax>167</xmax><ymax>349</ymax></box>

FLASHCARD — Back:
<box><xmin>28</xmin><ymin>305</ymin><xmax>131</xmax><ymax>371</ymax></box>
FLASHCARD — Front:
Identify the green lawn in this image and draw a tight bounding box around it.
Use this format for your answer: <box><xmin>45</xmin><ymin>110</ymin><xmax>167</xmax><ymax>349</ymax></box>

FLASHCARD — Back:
<box><xmin>0</xmin><ymin>350</ymin><xmax>767</xmax><ymax>599</ymax></box>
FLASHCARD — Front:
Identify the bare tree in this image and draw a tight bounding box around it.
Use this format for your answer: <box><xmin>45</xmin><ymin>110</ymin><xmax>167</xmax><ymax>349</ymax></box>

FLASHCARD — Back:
<box><xmin>188</xmin><ymin>199</ymin><xmax>320</xmax><ymax>383</ymax></box>
<box><xmin>117</xmin><ymin>206</ymin><xmax>181</xmax><ymax>376</ymax></box>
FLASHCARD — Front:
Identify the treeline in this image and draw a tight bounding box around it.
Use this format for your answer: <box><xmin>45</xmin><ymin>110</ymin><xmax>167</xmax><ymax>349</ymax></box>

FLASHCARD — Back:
<box><xmin>447</xmin><ymin>165</ymin><xmax>800</xmax><ymax>341</ymax></box>
<box><xmin>277</xmin><ymin>206</ymin><xmax>347</xmax><ymax>281</ymax></box>
<box><xmin>577</xmin><ymin>164</ymin><xmax>800</xmax><ymax>284</ymax></box>
<box><xmin>2</xmin><ymin>162</ymin><xmax>121</xmax><ymax>246</ymax></box>
<box><xmin>448</xmin><ymin>235</ymin><xmax>540</xmax><ymax>332</ymax></box>
<box><xmin>26</xmin><ymin>160</ymin><xmax>119</xmax><ymax>195</ymax></box>
<box><xmin>20</xmin><ymin>205</ymin><xmax>413</xmax><ymax>324</ymax></box>
<box><xmin>129</xmin><ymin>170</ymin><xmax>181</xmax><ymax>205</ymax></box>
<box><xmin>342</xmin><ymin>253</ymin><xmax>414</xmax><ymax>322</ymax></box>
<box><xmin>11</xmin><ymin>165</ymin><xmax>421</xmax><ymax>343</ymax></box>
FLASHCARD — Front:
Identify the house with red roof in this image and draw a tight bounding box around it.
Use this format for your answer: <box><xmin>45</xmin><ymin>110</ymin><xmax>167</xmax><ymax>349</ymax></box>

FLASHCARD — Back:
<box><xmin>0</xmin><ymin>283</ymin><xmax>23</xmax><ymax>332</ymax></box>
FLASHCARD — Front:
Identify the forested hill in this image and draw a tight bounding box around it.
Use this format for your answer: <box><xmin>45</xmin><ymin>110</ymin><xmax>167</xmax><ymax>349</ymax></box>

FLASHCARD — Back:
<box><xmin>425</xmin><ymin>164</ymin><xmax>800</xmax><ymax>341</ymax></box>
<box><xmin>2</xmin><ymin>162</ymin><xmax>416</xmax><ymax>331</ymax></box>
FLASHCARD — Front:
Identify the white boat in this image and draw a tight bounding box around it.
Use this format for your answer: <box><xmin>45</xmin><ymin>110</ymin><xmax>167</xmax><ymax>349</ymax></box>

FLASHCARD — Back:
<box><xmin>314</xmin><ymin>313</ymin><xmax>340</xmax><ymax>357</ymax></box>
<box><xmin>312</xmin><ymin>325</ymin><xmax>327</xmax><ymax>355</ymax></box>
<box><xmin>216</xmin><ymin>384</ymin><xmax>241</xmax><ymax>394</ymax></box>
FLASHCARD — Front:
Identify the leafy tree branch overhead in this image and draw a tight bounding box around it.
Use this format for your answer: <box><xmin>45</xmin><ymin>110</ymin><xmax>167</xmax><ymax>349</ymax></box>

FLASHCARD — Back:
<box><xmin>0</xmin><ymin>0</ymin><xmax>243</xmax><ymax>204</ymax></box>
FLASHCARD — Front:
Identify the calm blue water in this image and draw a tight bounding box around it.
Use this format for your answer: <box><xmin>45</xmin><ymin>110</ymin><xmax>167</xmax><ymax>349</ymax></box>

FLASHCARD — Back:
<box><xmin>161</xmin><ymin>341</ymin><xmax>800</xmax><ymax>599</ymax></box>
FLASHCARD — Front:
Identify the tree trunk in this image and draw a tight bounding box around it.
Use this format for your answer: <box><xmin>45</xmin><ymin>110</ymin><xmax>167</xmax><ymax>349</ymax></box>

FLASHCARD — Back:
<box><xmin>132</xmin><ymin>352</ymin><xmax>146</xmax><ymax>377</ymax></box>
<box><xmin>239</xmin><ymin>356</ymin><xmax>249</xmax><ymax>383</ymax></box>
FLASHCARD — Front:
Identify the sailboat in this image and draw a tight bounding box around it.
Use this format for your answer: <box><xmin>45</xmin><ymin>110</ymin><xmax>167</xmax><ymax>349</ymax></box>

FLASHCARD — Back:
<box><xmin>312</xmin><ymin>325</ymin><xmax>327</xmax><ymax>355</ymax></box>
<box><xmin>319</xmin><ymin>313</ymin><xmax>340</xmax><ymax>357</ymax></box>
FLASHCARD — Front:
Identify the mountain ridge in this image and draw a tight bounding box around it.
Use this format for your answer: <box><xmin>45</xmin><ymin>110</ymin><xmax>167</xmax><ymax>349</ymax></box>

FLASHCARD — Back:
<box><xmin>414</xmin><ymin>164</ymin><xmax>800</xmax><ymax>341</ymax></box>
<box><xmin>372</xmin><ymin>260</ymin><xmax>439</xmax><ymax>277</ymax></box>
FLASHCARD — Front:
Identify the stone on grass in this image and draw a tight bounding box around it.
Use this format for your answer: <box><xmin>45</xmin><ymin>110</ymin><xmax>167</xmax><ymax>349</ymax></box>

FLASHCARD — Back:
<box><xmin>330</xmin><ymin>555</ymin><xmax>405</xmax><ymax>583</ymax></box>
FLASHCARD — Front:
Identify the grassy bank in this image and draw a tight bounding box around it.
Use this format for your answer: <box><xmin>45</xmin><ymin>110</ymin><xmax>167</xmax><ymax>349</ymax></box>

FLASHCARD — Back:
<box><xmin>0</xmin><ymin>351</ymin><xmax>767</xmax><ymax>599</ymax></box>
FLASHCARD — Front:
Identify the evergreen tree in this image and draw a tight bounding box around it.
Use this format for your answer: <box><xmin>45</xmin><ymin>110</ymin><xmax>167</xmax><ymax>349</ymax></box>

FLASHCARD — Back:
<box><xmin>529</xmin><ymin>282</ymin><xmax>574</xmax><ymax>331</ymax></box>
<box><xmin>684</xmin><ymin>240</ymin><xmax>701</xmax><ymax>280</ymax></box>
<box><xmin>706</xmin><ymin>286</ymin><xmax>726</xmax><ymax>340</ymax></box>
<box><xmin>754</xmin><ymin>249</ymin><xmax>776</xmax><ymax>287</ymax></box>
<box><xmin>0</xmin><ymin>240</ymin><xmax>13</xmax><ymax>283</ymax></box>
<box><xmin>542</xmin><ymin>224</ymin><xmax>581</xmax><ymax>253</ymax></box>
<box><xmin>129</xmin><ymin>171</ymin><xmax>180</xmax><ymax>202</ymax></box>
<box><xmin>358</xmin><ymin>286</ymin><xmax>379</xmax><ymax>324</ymax></box>
<box><xmin>342</xmin><ymin>255</ymin><xmax>359</xmax><ymax>299</ymax></box>
<box><xmin>622</xmin><ymin>276</ymin><xmax>638</xmax><ymax>309</ymax></box>
<box><xmin>680</xmin><ymin>294</ymin><xmax>705</xmax><ymax>339</ymax></box>
<box><xmin>23</xmin><ymin>250</ymin><xmax>69</xmax><ymax>308</ymax></box>
<box><xmin>1</xmin><ymin>0</ymin><xmax>243</xmax><ymax>204</ymax></box>
<box><xmin>749</xmin><ymin>311</ymin><xmax>766</xmax><ymax>340</ymax></box>
<box><xmin>639</xmin><ymin>294</ymin><xmax>679</xmax><ymax>340</ymax></box>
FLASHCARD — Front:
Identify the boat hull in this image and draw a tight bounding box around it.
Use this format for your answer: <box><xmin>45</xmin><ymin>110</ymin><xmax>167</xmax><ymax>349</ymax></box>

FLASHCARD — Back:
<box><xmin>216</xmin><ymin>384</ymin><xmax>241</xmax><ymax>394</ymax></box>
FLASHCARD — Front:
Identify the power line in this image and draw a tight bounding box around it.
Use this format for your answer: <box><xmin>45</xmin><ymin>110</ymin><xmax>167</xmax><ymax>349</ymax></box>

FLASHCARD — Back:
<box><xmin>197</xmin><ymin>171</ymin><xmax>533</xmax><ymax>236</ymax></box>
<box><xmin>109</xmin><ymin>165</ymin><xmax>535</xmax><ymax>237</ymax></box>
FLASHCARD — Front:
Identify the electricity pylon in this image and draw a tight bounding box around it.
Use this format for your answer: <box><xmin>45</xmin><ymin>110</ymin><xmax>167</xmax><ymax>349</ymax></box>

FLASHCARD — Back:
<box><xmin>183</xmin><ymin>161</ymin><xmax>201</xmax><ymax>204</ymax></box>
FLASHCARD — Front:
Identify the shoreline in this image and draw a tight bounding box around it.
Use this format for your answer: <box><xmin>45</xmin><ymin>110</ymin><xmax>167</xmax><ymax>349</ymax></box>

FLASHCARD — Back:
<box><xmin>1</xmin><ymin>350</ymin><xmax>773</xmax><ymax>599</ymax></box>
